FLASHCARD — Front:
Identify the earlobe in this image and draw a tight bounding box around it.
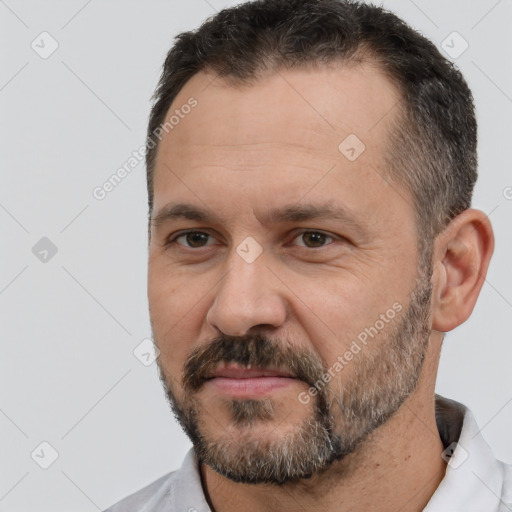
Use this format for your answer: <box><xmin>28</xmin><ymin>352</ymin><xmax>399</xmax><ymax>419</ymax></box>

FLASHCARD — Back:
<box><xmin>431</xmin><ymin>209</ymin><xmax>494</xmax><ymax>332</ymax></box>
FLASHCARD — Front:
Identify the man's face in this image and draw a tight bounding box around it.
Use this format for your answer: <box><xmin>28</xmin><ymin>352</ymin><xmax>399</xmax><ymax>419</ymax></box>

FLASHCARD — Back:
<box><xmin>148</xmin><ymin>64</ymin><xmax>433</xmax><ymax>484</ymax></box>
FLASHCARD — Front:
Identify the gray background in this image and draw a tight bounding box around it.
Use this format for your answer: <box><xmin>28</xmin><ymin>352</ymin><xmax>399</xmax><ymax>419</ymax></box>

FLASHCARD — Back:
<box><xmin>0</xmin><ymin>0</ymin><xmax>511</xmax><ymax>510</ymax></box>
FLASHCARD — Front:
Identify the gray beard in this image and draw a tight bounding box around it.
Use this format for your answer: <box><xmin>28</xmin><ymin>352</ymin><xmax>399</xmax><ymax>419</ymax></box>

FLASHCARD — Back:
<box><xmin>155</xmin><ymin>262</ymin><xmax>433</xmax><ymax>485</ymax></box>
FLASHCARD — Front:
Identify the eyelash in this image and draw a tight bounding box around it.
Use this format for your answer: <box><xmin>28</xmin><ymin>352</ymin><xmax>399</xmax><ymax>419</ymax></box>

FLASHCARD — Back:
<box><xmin>166</xmin><ymin>230</ymin><xmax>338</xmax><ymax>249</ymax></box>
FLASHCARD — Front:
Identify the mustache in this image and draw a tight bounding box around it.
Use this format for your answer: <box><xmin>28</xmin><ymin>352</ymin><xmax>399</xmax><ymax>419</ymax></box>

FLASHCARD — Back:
<box><xmin>182</xmin><ymin>334</ymin><xmax>327</xmax><ymax>393</ymax></box>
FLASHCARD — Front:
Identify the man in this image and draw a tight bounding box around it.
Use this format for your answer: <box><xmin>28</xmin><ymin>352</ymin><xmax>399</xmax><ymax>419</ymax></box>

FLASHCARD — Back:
<box><xmin>104</xmin><ymin>0</ymin><xmax>511</xmax><ymax>510</ymax></box>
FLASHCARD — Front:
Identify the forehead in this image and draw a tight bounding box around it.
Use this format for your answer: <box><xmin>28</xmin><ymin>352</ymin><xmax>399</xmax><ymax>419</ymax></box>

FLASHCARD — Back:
<box><xmin>152</xmin><ymin>63</ymin><xmax>409</xmax><ymax>228</ymax></box>
<box><xmin>159</xmin><ymin>62</ymin><xmax>400</xmax><ymax>152</ymax></box>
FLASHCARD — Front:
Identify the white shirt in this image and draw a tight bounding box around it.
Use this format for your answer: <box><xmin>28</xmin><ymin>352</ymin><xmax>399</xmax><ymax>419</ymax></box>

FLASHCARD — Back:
<box><xmin>103</xmin><ymin>395</ymin><xmax>512</xmax><ymax>511</ymax></box>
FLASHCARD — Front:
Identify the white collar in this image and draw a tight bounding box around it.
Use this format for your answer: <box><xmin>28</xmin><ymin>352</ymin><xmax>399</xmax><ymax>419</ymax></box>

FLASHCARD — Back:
<box><xmin>424</xmin><ymin>395</ymin><xmax>511</xmax><ymax>511</ymax></box>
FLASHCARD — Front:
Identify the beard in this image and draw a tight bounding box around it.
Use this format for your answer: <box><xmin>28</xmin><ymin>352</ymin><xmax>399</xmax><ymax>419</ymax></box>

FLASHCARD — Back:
<box><xmin>154</xmin><ymin>261</ymin><xmax>433</xmax><ymax>485</ymax></box>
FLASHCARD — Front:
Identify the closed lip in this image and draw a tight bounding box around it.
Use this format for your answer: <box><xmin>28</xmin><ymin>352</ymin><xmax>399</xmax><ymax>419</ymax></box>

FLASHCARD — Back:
<box><xmin>206</xmin><ymin>364</ymin><xmax>295</xmax><ymax>379</ymax></box>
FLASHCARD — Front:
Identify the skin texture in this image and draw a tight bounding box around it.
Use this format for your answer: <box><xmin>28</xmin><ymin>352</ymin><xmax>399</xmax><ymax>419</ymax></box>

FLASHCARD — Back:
<box><xmin>147</xmin><ymin>64</ymin><xmax>494</xmax><ymax>512</ymax></box>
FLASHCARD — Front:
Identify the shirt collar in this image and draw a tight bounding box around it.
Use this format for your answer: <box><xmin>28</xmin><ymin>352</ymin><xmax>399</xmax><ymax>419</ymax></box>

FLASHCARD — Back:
<box><xmin>424</xmin><ymin>394</ymin><xmax>508</xmax><ymax>511</ymax></box>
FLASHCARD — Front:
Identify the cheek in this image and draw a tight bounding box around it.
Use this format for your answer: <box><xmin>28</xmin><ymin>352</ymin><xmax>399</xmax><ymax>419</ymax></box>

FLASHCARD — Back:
<box><xmin>148</xmin><ymin>256</ymin><xmax>196</xmax><ymax>322</ymax></box>
<box><xmin>148</xmin><ymin>263</ymin><xmax>211</xmax><ymax>368</ymax></box>
<box><xmin>293</xmin><ymin>274</ymin><xmax>386</xmax><ymax>365</ymax></box>
<box><xmin>148</xmin><ymin>270</ymin><xmax>179</xmax><ymax>328</ymax></box>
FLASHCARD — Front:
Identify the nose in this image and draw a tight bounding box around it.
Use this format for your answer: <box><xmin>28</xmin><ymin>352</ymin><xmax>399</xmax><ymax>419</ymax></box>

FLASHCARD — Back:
<box><xmin>206</xmin><ymin>252</ymin><xmax>287</xmax><ymax>337</ymax></box>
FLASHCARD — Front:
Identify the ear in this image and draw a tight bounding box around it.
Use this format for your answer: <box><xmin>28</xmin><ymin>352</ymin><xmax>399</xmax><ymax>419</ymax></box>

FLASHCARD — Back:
<box><xmin>431</xmin><ymin>209</ymin><xmax>494</xmax><ymax>332</ymax></box>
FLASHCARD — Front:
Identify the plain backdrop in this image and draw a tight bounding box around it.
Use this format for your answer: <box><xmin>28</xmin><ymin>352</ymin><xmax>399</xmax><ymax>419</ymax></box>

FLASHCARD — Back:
<box><xmin>0</xmin><ymin>1</ymin><xmax>511</xmax><ymax>510</ymax></box>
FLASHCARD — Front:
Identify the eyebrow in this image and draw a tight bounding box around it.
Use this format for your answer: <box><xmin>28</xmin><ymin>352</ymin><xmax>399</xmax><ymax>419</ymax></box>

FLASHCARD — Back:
<box><xmin>151</xmin><ymin>202</ymin><xmax>367</xmax><ymax>233</ymax></box>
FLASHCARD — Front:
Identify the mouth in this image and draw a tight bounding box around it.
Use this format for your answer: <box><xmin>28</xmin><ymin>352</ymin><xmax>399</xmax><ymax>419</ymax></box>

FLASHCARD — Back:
<box><xmin>204</xmin><ymin>363</ymin><xmax>298</xmax><ymax>397</ymax></box>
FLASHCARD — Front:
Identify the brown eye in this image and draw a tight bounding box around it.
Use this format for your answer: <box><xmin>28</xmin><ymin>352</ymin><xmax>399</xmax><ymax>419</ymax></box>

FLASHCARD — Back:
<box><xmin>293</xmin><ymin>231</ymin><xmax>334</xmax><ymax>248</ymax></box>
<box><xmin>172</xmin><ymin>231</ymin><xmax>215</xmax><ymax>248</ymax></box>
